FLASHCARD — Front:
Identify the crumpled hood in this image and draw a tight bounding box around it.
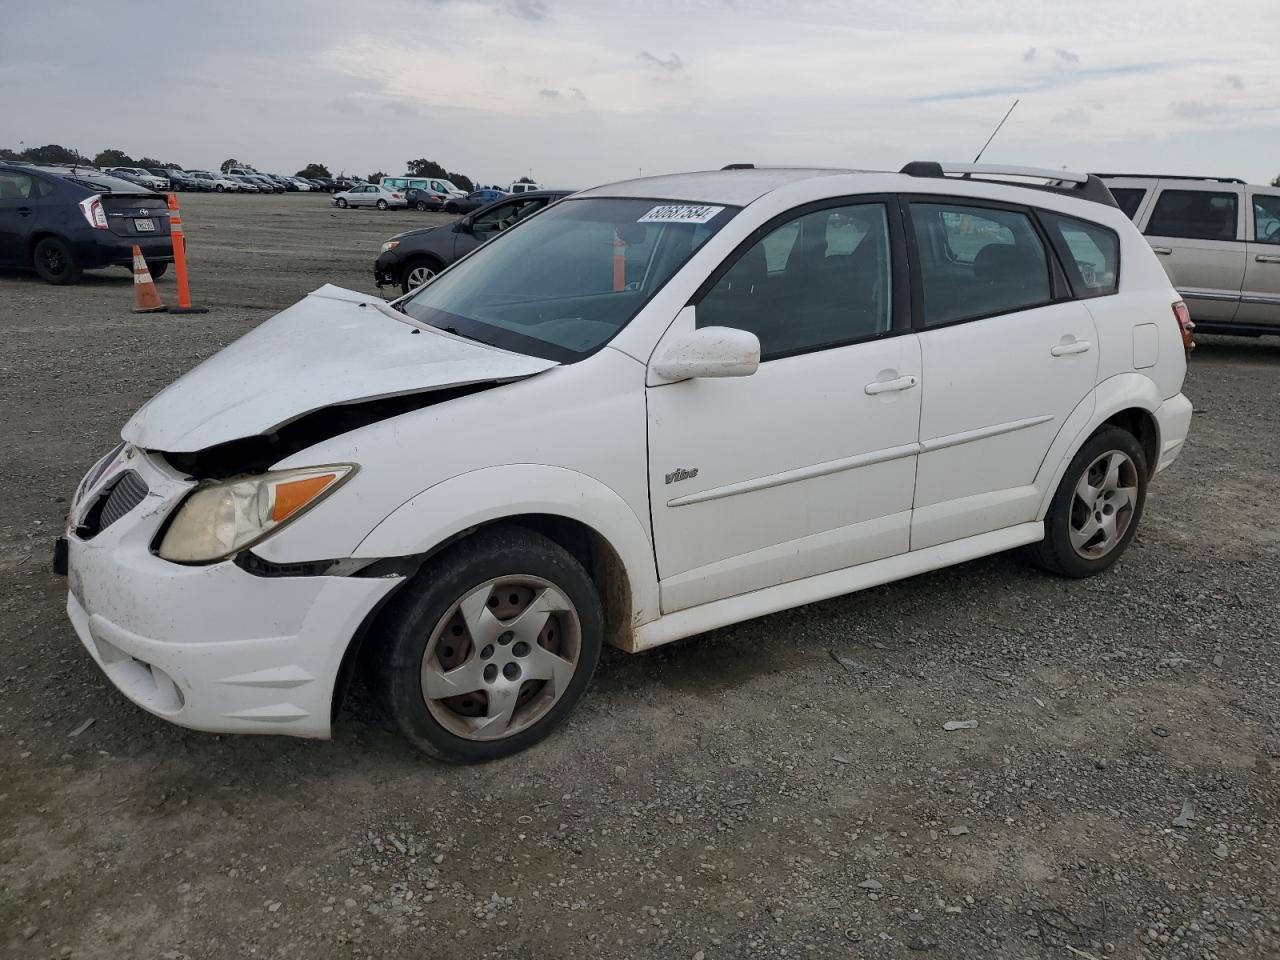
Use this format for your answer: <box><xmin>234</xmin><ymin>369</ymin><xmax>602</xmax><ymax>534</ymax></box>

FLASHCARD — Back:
<box><xmin>122</xmin><ymin>284</ymin><xmax>557</xmax><ymax>452</ymax></box>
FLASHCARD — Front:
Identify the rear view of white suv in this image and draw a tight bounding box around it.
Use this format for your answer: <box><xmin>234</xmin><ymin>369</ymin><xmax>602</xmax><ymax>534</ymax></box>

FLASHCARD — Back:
<box><xmin>58</xmin><ymin>162</ymin><xmax>1193</xmax><ymax>763</ymax></box>
<box><xmin>1100</xmin><ymin>174</ymin><xmax>1280</xmax><ymax>336</ymax></box>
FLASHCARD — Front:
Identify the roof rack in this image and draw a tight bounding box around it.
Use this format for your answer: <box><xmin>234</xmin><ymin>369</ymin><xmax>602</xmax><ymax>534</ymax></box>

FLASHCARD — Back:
<box><xmin>1092</xmin><ymin>173</ymin><xmax>1246</xmax><ymax>184</ymax></box>
<box><xmin>899</xmin><ymin>161</ymin><xmax>1117</xmax><ymax>208</ymax></box>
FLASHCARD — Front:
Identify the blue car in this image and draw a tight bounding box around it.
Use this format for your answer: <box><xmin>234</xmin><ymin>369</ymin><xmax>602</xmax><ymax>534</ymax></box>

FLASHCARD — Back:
<box><xmin>0</xmin><ymin>164</ymin><xmax>173</xmax><ymax>284</ymax></box>
<box><xmin>443</xmin><ymin>189</ymin><xmax>509</xmax><ymax>214</ymax></box>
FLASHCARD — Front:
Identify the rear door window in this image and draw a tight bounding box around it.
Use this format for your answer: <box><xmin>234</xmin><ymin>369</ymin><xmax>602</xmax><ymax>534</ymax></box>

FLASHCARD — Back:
<box><xmin>0</xmin><ymin>172</ymin><xmax>35</xmax><ymax>200</ymax></box>
<box><xmin>1145</xmin><ymin>189</ymin><xmax>1238</xmax><ymax>241</ymax></box>
<box><xmin>1252</xmin><ymin>194</ymin><xmax>1280</xmax><ymax>245</ymax></box>
<box><xmin>1108</xmin><ymin>187</ymin><xmax>1146</xmax><ymax>220</ymax></box>
<box><xmin>908</xmin><ymin>202</ymin><xmax>1052</xmax><ymax>326</ymax></box>
<box><xmin>1039</xmin><ymin>212</ymin><xmax>1120</xmax><ymax>297</ymax></box>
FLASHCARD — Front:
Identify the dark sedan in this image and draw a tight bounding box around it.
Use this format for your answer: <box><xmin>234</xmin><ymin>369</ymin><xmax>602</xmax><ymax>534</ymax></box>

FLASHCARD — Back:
<box><xmin>443</xmin><ymin>189</ymin><xmax>508</xmax><ymax>214</ymax></box>
<box><xmin>374</xmin><ymin>190</ymin><xmax>571</xmax><ymax>294</ymax></box>
<box><xmin>405</xmin><ymin>187</ymin><xmax>449</xmax><ymax>212</ymax></box>
<box><xmin>0</xmin><ymin>164</ymin><xmax>173</xmax><ymax>284</ymax></box>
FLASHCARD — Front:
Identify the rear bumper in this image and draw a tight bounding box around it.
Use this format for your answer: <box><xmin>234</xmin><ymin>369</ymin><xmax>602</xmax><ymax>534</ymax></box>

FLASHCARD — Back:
<box><xmin>1154</xmin><ymin>392</ymin><xmax>1193</xmax><ymax>474</ymax></box>
<box><xmin>76</xmin><ymin>233</ymin><xmax>174</xmax><ymax>269</ymax></box>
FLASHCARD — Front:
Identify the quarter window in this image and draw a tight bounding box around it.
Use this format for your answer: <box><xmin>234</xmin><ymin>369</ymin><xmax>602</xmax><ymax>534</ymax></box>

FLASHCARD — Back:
<box><xmin>1040</xmin><ymin>212</ymin><xmax>1120</xmax><ymax>297</ymax></box>
<box><xmin>1108</xmin><ymin>187</ymin><xmax>1146</xmax><ymax>220</ymax></box>
<box><xmin>696</xmin><ymin>202</ymin><xmax>894</xmax><ymax>359</ymax></box>
<box><xmin>908</xmin><ymin>202</ymin><xmax>1051</xmax><ymax>327</ymax></box>
<box><xmin>1145</xmin><ymin>189</ymin><xmax>1238</xmax><ymax>241</ymax></box>
<box><xmin>0</xmin><ymin>171</ymin><xmax>35</xmax><ymax>200</ymax></box>
<box><xmin>1253</xmin><ymin>195</ymin><xmax>1280</xmax><ymax>245</ymax></box>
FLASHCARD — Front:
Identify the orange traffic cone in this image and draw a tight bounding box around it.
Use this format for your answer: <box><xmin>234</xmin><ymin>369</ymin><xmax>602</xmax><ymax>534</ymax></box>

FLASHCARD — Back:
<box><xmin>131</xmin><ymin>245</ymin><xmax>167</xmax><ymax>313</ymax></box>
<box><xmin>165</xmin><ymin>193</ymin><xmax>208</xmax><ymax>314</ymax></box>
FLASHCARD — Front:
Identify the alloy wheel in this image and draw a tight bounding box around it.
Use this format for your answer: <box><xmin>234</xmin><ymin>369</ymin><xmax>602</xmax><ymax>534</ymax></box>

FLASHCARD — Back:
<box><xmin>1069</xmin><ymin>451</ymin><xmax>1139</xmax><ymax>559</ymax></box>
<box><xmin>406</xmin><ymin>265</ymin><xmax>436</xmax><ymax>289</ymax></box>
<box><xmin>420</xmin><ymin>576</ymin><xmax>581</xmax><ymax>741</ymax></box>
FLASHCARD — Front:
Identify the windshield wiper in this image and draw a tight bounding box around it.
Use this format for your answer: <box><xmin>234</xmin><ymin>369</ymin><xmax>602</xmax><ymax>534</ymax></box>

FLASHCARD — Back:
<box><xmin>435</xmin><ymin>324</ymin><xmax>495</xmax><ymax>347</ymax></box>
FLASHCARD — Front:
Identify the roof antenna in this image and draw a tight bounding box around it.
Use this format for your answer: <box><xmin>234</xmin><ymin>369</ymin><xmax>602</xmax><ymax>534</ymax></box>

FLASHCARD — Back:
<box><xmin>973</xmin><ymin>99</ymin><xmax>1019</xmax><ymax>164</ymax></box>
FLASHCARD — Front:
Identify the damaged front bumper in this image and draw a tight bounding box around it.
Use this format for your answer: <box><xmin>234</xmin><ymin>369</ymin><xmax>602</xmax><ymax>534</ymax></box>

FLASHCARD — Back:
<box><xmin>61</xmin><ymin>447</ymin><xmax>400</xmax><ymax>738</ymax></box>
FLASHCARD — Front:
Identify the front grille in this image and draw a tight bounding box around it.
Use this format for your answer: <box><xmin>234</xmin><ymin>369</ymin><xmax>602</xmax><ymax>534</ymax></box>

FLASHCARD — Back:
<box><xmin>80</xmin><ymin>471</ymin><xmax>149</xmax><ymax>538</ymax></box>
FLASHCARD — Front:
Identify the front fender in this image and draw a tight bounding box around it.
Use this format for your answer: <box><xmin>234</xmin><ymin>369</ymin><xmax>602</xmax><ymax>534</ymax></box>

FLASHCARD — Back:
<box><xmin>1033</xmin><ymin>372</ymin><xmax>1165</xmax><ymax>518</ymax></box>
<box><xmin>351</xmin><ymin>464</ymin><xmax>660</xmax><ymax>629</ymax></box>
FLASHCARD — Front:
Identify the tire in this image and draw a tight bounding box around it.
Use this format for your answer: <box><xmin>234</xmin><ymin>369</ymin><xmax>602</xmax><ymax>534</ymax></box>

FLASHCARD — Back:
<box><xmin>1025</xmin><ymin>426</ymin><xmax>1148</xmax><ymax>578</ymax></box>
<box><xmin>376</xmin><ymin>199</ymin><xmax>388</xmax><ymax>210</ymax></box>
<box><xmin>336</xmin><ymin>197</ymin><xmax>348</xmax><ymax>208</ymax></box>
<box><xmin>400</xmin><ymin>258</ymin><xmax>440</xmax><ymax>294</ymax></box>
<box><xmin>215</xmin><ymin>184</ymin><xmax>225</xmax><ymax>193</ymax></box>
<box><xmin>32</xmin><ymin>236</ymin><xmax>82</xmax><ymax>285</ymax></box>
<box><xmin>375</xmin><ymin>527</ymin><xmax>603</xmax><ymax>763</ymax></box>
<box><xmin>147</xmin><ymin>260</ymin><xmax>169</xmax><ymax>279</ymax></box>
<box><xmin>444</xmin><ymin>202</ymin><xmax>458</xmax><ymax>214</ymax></box>
<box><xmin>415</xmin><ymin>201</ymin><xmax>427</xmax><ymax>212</ymax></box>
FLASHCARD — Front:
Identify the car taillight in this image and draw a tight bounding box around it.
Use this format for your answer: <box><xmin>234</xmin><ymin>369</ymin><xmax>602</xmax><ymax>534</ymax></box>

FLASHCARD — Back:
<box><xmin>392</xmin><ymin>192</ymin><xmax>403</xmax><ymax>199</ymax></box>
<box><xmin>1172</xmin><ymin>300</ymin><xmax>1195</xmax><ymax>357</ymax></box>
<box><xmin>78</xmin><ymin>195</ymin><xmax>108</xmax><ymax>230</ymax></box>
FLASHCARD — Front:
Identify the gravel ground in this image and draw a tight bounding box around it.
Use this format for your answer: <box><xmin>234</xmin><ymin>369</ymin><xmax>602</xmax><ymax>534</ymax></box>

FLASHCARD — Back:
<box><xmin>1</xmin><ymin>194</ymin><xmax>1277</xmax><ymax>960</ymax></box>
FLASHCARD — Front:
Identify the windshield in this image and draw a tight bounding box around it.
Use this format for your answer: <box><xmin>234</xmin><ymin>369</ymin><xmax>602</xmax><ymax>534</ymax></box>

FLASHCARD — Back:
<box><xmin>401</xmin><ymin>197</ymin><xmax>736</xmax><ymax>361</ymax></box>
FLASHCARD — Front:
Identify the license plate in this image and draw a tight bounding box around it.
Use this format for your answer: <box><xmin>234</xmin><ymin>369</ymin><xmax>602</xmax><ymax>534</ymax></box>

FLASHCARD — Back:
<box><xmin>134</xmin><ymin>218</ymin><xmax>155</xmax><ymax>232</ymax></box>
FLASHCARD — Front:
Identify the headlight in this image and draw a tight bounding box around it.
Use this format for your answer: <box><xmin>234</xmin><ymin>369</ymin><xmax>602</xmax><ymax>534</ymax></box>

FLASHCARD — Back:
<box><xmin>157</xmin><ymin>465</ymin><xmax>355</xmax><ymax>563</ymax></box>
<box><xmin>380</xmin><ymin>240</ymin><xmax>399</xmax><ymax>253</ymax></box>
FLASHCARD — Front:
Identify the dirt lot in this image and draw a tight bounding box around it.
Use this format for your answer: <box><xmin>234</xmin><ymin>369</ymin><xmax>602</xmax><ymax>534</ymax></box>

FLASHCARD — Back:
<box><xmin>1</xmin><ymin>193</ymin><xmax>1277</xmax><ymax>960</ymax></box>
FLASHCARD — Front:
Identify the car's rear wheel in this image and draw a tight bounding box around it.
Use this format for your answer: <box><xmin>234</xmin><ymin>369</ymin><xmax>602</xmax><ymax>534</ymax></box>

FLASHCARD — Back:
<box><xmin>415</xmin><ymin>201</ymin><xmax>427</xmax><ymax>212</ymax></box>
<box><xmin>376</xmin><ymin>199</ymin><xmax>389</xmax><ymax>210</ymax></box>
<box><xmin>400</xmin><ymin>258</ymin><xmax>440</xmax><ymax>294</ymax></box>
<box><xmin>375</xmin><ymin>527</ymin><xmax>603</xmax><ymax>763</ymax></box>
<box><xmin>147</xmin><ymin>260</ymin><xmax>168</xmax><ymax>279</ymax></box>
<box><xmin>336</xmin><ymin>197</ymin><xmax>348</xmax><ymax>208</ymax></box>
<box><xmin>444</xmin><ymin>202</ymin><xmax>458</xmax><ymax>214</ymax></box>
<box><xmin>32</xmin><ymin>237</ymin><xmax>82</xmax><ymax>285</ymax></box>
<box><xmin>1026</xmin><ymin>426</ymin><xmax>1148</xmax><ymax>578</ymax></box>
<box><xmin>214</xmin><ymin>184</ymin><xmax>224</xmax><ymax>193</ymax></box>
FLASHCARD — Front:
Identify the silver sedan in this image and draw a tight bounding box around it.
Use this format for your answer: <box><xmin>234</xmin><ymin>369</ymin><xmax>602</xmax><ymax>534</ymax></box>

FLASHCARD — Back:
<box><xmin>332</xmin><ymin>184</ymin><xmax>408</xmax><ymax>210</ymax></box>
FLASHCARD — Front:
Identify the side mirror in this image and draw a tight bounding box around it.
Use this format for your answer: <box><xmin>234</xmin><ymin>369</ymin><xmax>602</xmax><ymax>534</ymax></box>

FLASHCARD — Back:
<box><xmin>457</xmin><ymin>217</ymin><xmax>472</xmax><ymax>232</ymax></box>
<box><xmin>652</xmin><ymin>326</ymin><xmax>760</xmax><ymax>382</ymax></box>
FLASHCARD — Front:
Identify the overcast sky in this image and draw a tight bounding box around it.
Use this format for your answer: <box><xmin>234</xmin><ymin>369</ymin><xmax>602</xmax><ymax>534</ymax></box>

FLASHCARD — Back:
<box><xmin>4</xmin><ymin>0</ymin><xmax>1279</xmax><ymax>187</ymax></box>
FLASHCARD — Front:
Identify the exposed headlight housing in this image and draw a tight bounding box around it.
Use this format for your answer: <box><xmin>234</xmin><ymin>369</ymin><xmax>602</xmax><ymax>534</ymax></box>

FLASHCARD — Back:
<box><xmin>157</xmin><ymin>465</ymin><xmax>355</xmax><ymax>563</ymax></box>
<box><xmin>380</xmin><ymin>240</ymin><xmax>399</xmax><ymax>253</ymax></box>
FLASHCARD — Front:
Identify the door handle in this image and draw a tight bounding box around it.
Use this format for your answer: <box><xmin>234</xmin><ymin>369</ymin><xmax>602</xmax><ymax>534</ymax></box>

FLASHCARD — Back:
<box><xmin>1256</xmin><ymin>254</ymin><xmax>1280</xmax><ymax>264</ymax></box>
<box><xmin>16</xmin><ymin>206</ymin><xmax>32</xmax><ymax>217</ymax></box>
<box><xmin>1151</xmin><ymin>246</ymin><xmax>1173</xmax><ymax>255</ymax></box>
<box><xmin>864</xmin><ymin>374</ymin><xmax>918</xmax><ymax>395</ymax></box>
<box><xmin>1050</xmin><ymin>340</ymin><xmax>1092</xmax><ymax>358</ymax></box>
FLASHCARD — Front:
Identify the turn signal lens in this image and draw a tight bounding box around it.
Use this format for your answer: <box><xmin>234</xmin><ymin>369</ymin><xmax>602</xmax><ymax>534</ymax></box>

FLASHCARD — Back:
<box><xmin>1172</xmin><ymin>301</ymin><xmax>1195</xmax><ymax>357</ymax></box>
<box><xmin>271</xmin><ymin>473</ymin><xmax>338</xmax><ymax>522</ymax></box>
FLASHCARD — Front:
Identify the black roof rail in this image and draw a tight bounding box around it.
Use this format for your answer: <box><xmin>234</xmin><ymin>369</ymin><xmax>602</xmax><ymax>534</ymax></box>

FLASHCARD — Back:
<box><xmin>899</xmin><ymin>161</ymin><xmax>1117</xmax><ymax>208</ymax></box>
<box><xmin>1092</xmin><ymin>173</ymin><xmax>1246</xmax><ymax>184</ymax></box>
<box><xmin>721</xmin><ymin>163</ymin><xmax>755</xmax><ymax>170</ymax></box>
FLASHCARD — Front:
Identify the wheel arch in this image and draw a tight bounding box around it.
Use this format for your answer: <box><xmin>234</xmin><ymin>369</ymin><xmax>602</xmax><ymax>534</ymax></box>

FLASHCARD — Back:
<box><xmin>1035</xmin><ymin>373</ymin><xmax>1165</xmax><ymax>519</ymax></box>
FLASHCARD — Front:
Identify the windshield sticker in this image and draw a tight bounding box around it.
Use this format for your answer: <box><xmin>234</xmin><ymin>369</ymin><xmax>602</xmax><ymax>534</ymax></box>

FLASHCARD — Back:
<box><xmin>638</xmin><ymin>204</ymin><xmax>725</xmax><ymax>224</ymax></box>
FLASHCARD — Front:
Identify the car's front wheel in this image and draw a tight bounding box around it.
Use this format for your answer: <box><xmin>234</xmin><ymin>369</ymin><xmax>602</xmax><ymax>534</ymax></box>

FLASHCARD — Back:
<box><xmin>1027</xmin><ymin>426</ymin><xmax>1148</xmax><ymax>578</ymax></box>
<box><xmin>376</xmin><ymin>199</ymin><xmax>389</xmax><ymax>210</ymax></box>
<box><xmin>32</xmin><ymin>237</ymin><xmax>82</xmax><ymax>285</ymax></box>
<box><xmin>400</xmin><ymin>258</ymin><xmax>440</xmax><ymax>294</ymax></box>
<box><xmin>335</xmin><ymin>197</ymin><xmax>348</xmax><ymax>208</ymax></box>
<box><xmin>376</xmin><ymin>527</ymin><xmax>603</xmax><ymax>763</ymax></box>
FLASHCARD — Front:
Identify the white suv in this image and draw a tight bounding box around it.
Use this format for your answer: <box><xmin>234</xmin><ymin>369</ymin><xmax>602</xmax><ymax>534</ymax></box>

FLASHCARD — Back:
<box><xmin>1099</xmin><ymin>174</ymin><xmax>1280</xmax><ymax>336</ymax></box>
<box><xmin>59</xmin><ymin>162</ymin><xmax>1194</xmax><ymax>762</ymax></box>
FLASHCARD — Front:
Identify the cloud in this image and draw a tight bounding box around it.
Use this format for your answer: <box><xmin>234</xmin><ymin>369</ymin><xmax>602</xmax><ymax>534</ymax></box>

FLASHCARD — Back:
<box><xmin>638</xmin><ymin>51</ymin><xmax>683</xmax><ymax>72</ymax></box>
<box><xmin>1022</xmin><ymin>47</ymin><xmax>1036</xmax><ymax>62</ymax></box>
<box><xmin>1171</xmin><ymin>99</ymin><xmax>1217</xmax><ymax>120</ymax></box>
<box><xmin>567</xmin><ymin>86</ymin><xmax>586</xmax><ymax>101</ymax></box>
<box><xmin>328</xmin><ymin>98</ymin><xmax>362</xmax><ymax>115</ymax></box>
<box><xmin>1223</xmin><ymin>73</ymin><xmax>1244</xmax><ymax>89</ymax></box>
<box><xmin>382</xmin><ymin>100</ymin><xmax>416</xmax><ymax>116</ymax></box>
<box><xmin>1054</xmin><ymin>48</ymin><xmax>1080</xmax><ymax>64</ymax></box>
<box><xmin>503</xmin><ymin>0</ymin><xmax>548</xmax><ymax>20</ymax></box>
<box><xmin>539</xmin><ymin>88</ymin><xmax>560</xmax><ymax>97</ymax></box>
